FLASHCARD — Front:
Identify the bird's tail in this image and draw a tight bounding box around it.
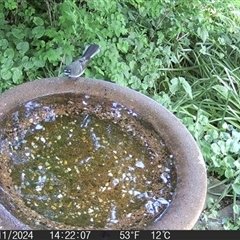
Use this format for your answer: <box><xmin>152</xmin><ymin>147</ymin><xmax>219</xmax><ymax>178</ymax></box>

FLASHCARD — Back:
<box><xmin>81</xmin><ymin>44</ymin><xmax>100</xmax><ymax>60</ymax></box>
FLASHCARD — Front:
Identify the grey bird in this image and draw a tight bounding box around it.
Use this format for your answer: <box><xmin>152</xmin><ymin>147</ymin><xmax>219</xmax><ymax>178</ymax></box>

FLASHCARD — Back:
<box><xmin>63</xmin><ymin>43</ymin><xmax>100</xmax><ymax>79</ymax></box>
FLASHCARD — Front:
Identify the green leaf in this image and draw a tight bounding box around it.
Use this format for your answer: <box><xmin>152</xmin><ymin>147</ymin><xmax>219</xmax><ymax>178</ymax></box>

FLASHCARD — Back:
<box><xmin>1</xmin><ymin>68</ymin><xmax>12</xmax><ymax>80</ymax></box>
<box><xmin>213</xmin><ymin>85</ymin><xmax>230</xmax><ymax>98</ymax></box>
<box><xmin>12</xmin><ymin>67</ymin><xmax>23</xmax><ymax>84</ymax></box>
<box><xmin>35</xmin><ymin>59</ymin><xmax>46</xmax><ymax>68</ymax></box>
<box><xmin>117</xmin><ymin>39</ymin><xmax>129</xmax><ymax>53</ymax></box>
<box><xmin>198</xmin><ymin>114</ymin><xmax>209</xmax><ymax>126</ymax></box>
<box><xmin>3</xmin><ymin>58</ymin><xmax>14</xmax><ymax>69</ymax></box>
<box><xmin>43</xmin><ymin>49</ymin><xmax>61</xmax><ymax>63</ymax></box>
<box><xmin>129</xmin><ymin>76</ymin><xmax>141</xmax><ymax>90</ymax></box>
<box><xmin>11</xmin><ymin>28</ymin><xmax>25</xmax><ymax>39</ymax></box>
<box><xmin>0</xmin><ymin>39</ymin><xmax>8</xmax><ymax>49</ymax></box>
<box><xmin>169</xmin><ymin>77</ymin><xmax>192</xmax><ymax>98</ymax></box>
<box><xmin>197</xmin><ymin>27</ymin><xmax>209</xmax><ymax>42</ymax></box>
<box><xmin>179</xmin><ymin>77</ymin><xmax>193</xmax><ymax>99</ymax></box>
<box><xmin>225</xmin><ymin>169</ymin><xmax>234</xmax><ymax>179</ymax></box>
<box><xmin>223</xmin><ymin>156</ymin><xmax>235</xmax><ymax>171</ymax></box>
<box><xmin>129</xmin><ymin>60</ymin><xmax>135</xmax><ymax>71</ymax></box>
<box><xmin>31</xmin><ymin>57</ymin><xmax>45</xmax><ymax>68</ymax></box>
<box><xmin>205</xmin><ymin>129</ymin><xmax>219</xmax><ymax>141</ymax></box>
<box><xmin>218</xmin><ymin>140</ymin><xmax>227</xmax><ymax>155</ymax></box>
<box><xmin>211</xmin><ymin>155</ymin><xmax>221</xmax><ymax>168</ymax></box>
<box><xmin>199</xmin><ymin>45</ymin><xmax>210</xmax><ymax>55</ymax></box>
<box><xmin>64</xmin><ymin>55</ymin><xmax>73</xmax><ymax>66</ymax></box>
<box><xmin>232</xmin><ymin>128</ymin><xmax>240</xmax><ymax>141</ymax></box>
<box><xmin>211</xmin><ymin>142</ymin><xmax>221</xmax><ymax>155</ymax></box>
<box><xmin>22</xmin><ymin>56</ymin><xmax>29</xmax><ymax>63</ymax></box>
<box><xmin>229</xmin><ymin>140</ymin><xmax>240</xmax><ymax>153</ymax></box>
<box><xmin>22</xmin><ymin>56</ymin><xmax>34</xmax><ymax>70</ymax></box>
<box><xmin>234</xmin><ymin>160</ymin><xmax>240</xmax><ymax>169</ymax></box>
<box><xmin>233</xmin><ymin>204</ymin><xmax>240</xmax><ymax>215</ymax></box>
<box><xmin>4</xmin><ymin>0</ymin><xmax>17</xmax><ymax>10</ymax></box>
<box><xmin>4</xmin><ymin>48</ymin><xmax>14</xmax><ymax>59</ymax></box>
<box><xmin>232</xmin><ymin>176</ymin><xmax>240</xmax><ymax>195</ymax></box>
<box><xmin>33</xmin><ymin>17</ymin><xmax>44</xmax><ymax>26</ymax></box>
<box><xmin>169</xmin><ymin>77</ymin><xmax>180</xmax><ymax>94</ymax></box>
<box><xmin>32</xmin><ymin>26</ymin><xmax>45</xmax><ymax>39</ymax></box>
<box><xmin>17</xmin><ymin>42</ymin><xmax>29</xmax><ymax>54</ymax></box>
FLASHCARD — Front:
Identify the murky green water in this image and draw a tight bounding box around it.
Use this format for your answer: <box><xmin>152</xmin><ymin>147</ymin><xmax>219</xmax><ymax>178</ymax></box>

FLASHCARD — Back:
<box><xmin>0</xmin><ymin>94</ymin><xmax>176</xmax><ymax>229</ymax></box>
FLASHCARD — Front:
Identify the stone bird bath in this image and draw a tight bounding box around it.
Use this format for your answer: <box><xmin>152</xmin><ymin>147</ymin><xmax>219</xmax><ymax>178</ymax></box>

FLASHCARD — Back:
<box><xmin>0</xmin><ymin>78</ymin><xmax>207</xmax><ymax>230</ymax></box>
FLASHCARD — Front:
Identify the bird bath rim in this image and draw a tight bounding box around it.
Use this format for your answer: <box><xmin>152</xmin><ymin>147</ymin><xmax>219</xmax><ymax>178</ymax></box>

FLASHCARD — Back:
<box><xmin>0</xmin><ymin>77</ymin><xmax>207</xmax><ymax>230</ymax></box>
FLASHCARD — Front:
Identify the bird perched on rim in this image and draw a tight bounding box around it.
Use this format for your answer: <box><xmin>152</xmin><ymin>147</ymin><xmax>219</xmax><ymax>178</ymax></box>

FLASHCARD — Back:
<box><xmin>63</xmin><ymin>43</ymin><xmax>100</xmax><ymax>79</ymax></box>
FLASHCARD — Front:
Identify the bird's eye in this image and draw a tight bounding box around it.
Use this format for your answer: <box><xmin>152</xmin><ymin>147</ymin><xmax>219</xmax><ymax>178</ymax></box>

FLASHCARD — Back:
<box><xmin>64</xmin><ymin>69</ymin><xmax>70</xmax><ymax>73</ymax></box>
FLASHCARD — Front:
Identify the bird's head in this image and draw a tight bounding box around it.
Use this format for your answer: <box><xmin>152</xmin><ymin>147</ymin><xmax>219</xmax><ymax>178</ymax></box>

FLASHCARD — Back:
<box><xmin>63</xmin><ymin>67</ymin><xmax>71</xmax><ymax>76</ymax></box>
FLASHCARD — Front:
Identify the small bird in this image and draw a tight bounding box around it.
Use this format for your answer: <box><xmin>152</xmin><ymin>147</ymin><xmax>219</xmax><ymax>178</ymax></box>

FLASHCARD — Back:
<box><xmin>63</xmin><ymin>43</ymin><xmax>100</xmax><ymax>79</ymax></box>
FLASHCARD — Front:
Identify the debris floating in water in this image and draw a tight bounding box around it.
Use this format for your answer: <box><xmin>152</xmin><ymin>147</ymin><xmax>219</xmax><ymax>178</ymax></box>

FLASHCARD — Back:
<box><xmin>135</xmin><ymin>160</ymin><xmax>145</xmax><ymax>169</ymax></box>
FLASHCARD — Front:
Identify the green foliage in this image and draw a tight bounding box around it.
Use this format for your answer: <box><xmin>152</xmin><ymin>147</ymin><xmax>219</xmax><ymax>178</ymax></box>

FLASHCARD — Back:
<box><xmin>1</xmin><ymin>0</ymin><xmax>240</xmax><ymax>229</ymax></box>
<box><xmin>203</xmin><ymin>123</ymin><xmax>240</xmax><ymax>184</ymax></box>
<box><xmin>0</xmin><ymin>0</ymin><xmax>128</xmax><ymax>91</ymax></box>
